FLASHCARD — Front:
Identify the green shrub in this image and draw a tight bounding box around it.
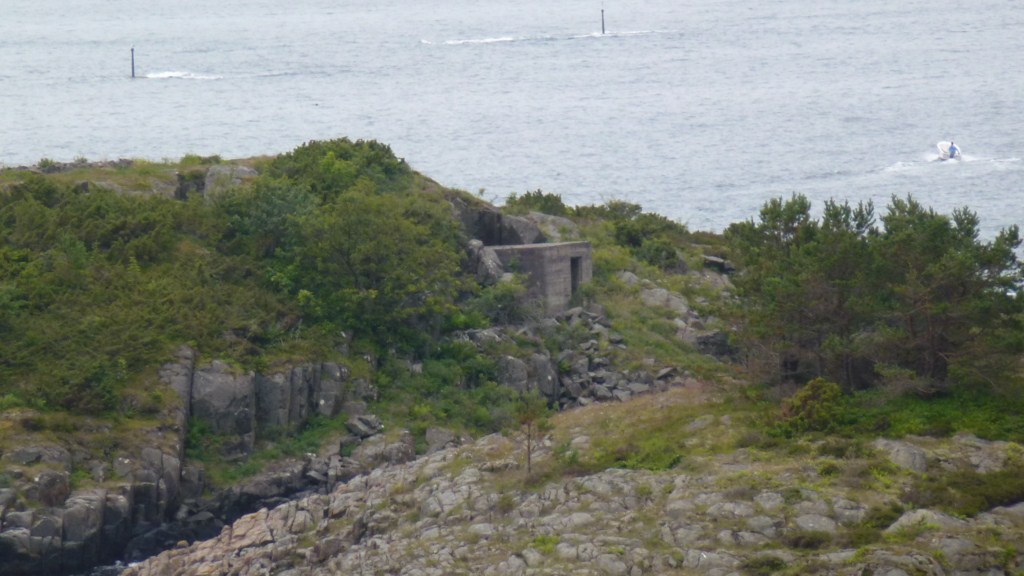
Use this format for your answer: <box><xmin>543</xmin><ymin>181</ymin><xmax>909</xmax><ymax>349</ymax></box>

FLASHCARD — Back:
<box><xmin>264</xmin><ymin>138</ymin><xmax>412</xmax><ymax>200</ymax></box>
<box><xmin>504</xmin><ymin>189</ymin><xmax>569</xmax><ymax>216</ymax></box>
<box><xmin>573</xmin><ymin>200</ymin><xmax>643</xmax><ymax>221</ymax></box>
<box><xmin>0</xmin><ymin>393</ymin><xmax>27</xmax><ymax>411</ymax></box>
<box><xmin>213</xmin><ymin>179</ymin><xmax>314</xmax><ymax>258</ymax></box>
<box><xmin>184</xmin><ymin>417</ymin><xmax>216</xmax><ymax>461</ymax></box>
<box><xmin>778</xmin><ymin>378</ymin><xmax>842</xmax><ymax>434</ymax></box>
<box><xmin>286</xmin><ymin>183</ymin><xmax>467</xmax><ymax>351</ymax></box>
<box><xmin>466</xmin><ymin>276</ymin><xmax>533</xmax><ymax>325</ymax></box>
<box><xmin>531</xmin><ymin>535</ymin><xmax>559</xmax><ymax>555</ymax></box>
<box><xmin>863</xmin><ymin>501</ymin><xmax>905</xmax><ymax>529</ymax></box>
<box><xmin>613</xmin><ymin>213</ymin><xmax>686</xmax><ymax>247</ymax></box>
<box><xmin>634</xmin><ymin>237</ymin><xmax>683</xmax><ymax>271</ymax></box>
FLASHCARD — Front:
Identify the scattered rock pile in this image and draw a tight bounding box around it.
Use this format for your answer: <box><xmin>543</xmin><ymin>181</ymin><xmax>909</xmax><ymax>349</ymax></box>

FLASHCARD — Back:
<box><xmin>463</xmin><ymin>305</ymin><xmax>681</xmax><ymax>411</ymax></box>
<box><xmin>463</xmin><ymin>273</ymin><xmax>732</xmax><ymax>411</ymax></box>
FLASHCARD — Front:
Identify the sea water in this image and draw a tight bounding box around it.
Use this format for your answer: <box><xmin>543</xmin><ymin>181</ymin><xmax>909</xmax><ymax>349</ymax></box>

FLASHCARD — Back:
<box><xmin>2</xmin><ymin>0</ymin><xmax>1023</xmax><ymax>237</ymax></box>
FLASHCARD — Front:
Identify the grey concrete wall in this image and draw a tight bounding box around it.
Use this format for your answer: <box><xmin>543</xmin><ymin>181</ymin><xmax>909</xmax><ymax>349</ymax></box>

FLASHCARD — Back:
<box><xmin>490</xmin><ymin>241</ymin><xmax>592</xmax><ymax>315</ymax></box>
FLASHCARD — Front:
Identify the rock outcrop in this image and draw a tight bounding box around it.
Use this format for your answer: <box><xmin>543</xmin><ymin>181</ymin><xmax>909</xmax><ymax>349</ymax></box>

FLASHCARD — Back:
<box><xmin>447</xmin><ymin>195</ymin><xmax>546</xmax><ymax>246</ymax></box>
<box><xmin>471</xmin><ymin>296</ymin><xmax>723</xmax><ymax>410</ymax></box>
<box><xmin>0</xmin><ymin>410</ymin><xmax>182</xmax><ymax>575</ymax></box>
<box><xmin>465</xmin><ymin>239</ymin><xmax>505</xmax><ymax>285</ymax></box>
<box><xmin>120</xmin><ymin>423</ymin><xmax>1024</xmax><ymax>576</ymax></box>
<box><xmin>0</xmin><ymin>348</ymin><xmax>377</xmax><ymax>576</ymax></box>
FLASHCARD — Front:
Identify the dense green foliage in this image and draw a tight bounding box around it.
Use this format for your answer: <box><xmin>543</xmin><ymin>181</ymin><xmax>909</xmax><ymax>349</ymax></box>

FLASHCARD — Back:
<box><xmin>0</xmin><ymin>174</ymin><xmax>284</xmax><ymax>412</ymax></box>
<box><xmin>575</xmin><ymin>200</ymin><xmax>691</xmax><ymax>271</ymax></box>
<box><xmin>503</xmin><ymin>189</ymin><xmax>570</xmax><ymax>217</ymax></box>
<box><xmin>0</xmin><ymin>139</ymin><xmax>474</xmax><ymax>415</ymax></box>
<box><xmin>262</xmin><ymin>138</ymin><xmax>414</xmax><ymax>200</ymax></box>
<box><xmin>838</xmin><ymin>386</ymin><xmax>1024</xmax><ymax>441</ymax></box>
<box><xmin>726</xmin><ymin>194</ymin><xmax>1024</xmax><ymax>395</ymax></box>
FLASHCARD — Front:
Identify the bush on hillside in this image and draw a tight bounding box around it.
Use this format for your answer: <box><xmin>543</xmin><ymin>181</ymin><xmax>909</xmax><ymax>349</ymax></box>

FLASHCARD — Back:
<box><xmin>262</xmin><ymin>138</ymin><xmax>413</xmax><ymax>201</ymax></box>
<box><xmin>504</xmin><ymin>189</ymin><xmax>569</xmax><ymax>216</ymax></box>
<box><xmin>778</xmin><ymin>378</ymin><xmax>842</xmax><ymax>434</ymax></box>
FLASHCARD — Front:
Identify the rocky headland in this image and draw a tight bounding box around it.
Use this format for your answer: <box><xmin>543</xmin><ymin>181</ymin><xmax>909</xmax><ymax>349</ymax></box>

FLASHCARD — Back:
<box><xmin>3</xmin><ymin>153</ymin><xmax>1022</xmax><ymax>576</ymax></box>
<box><xmin>120</xmin><ymin>386</ymin><xmax>1024</xmax><ymax>576</ymax></box>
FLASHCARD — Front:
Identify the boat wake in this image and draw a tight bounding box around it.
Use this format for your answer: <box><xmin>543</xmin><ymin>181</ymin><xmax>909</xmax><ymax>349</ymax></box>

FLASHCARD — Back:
<box><xmin>882</xmin><ymin>154</ymin><xmax>1022</xmax><ymax>178</ymax></box>
<box><xmin>144</xmin><ymin>70</ymin><xmax>221</xmax><ymax>80</ymax></box>
<box><xmin>421</xmin><ymin>29</ymin><xmax>670</xmax><ymax>46</ymax></box>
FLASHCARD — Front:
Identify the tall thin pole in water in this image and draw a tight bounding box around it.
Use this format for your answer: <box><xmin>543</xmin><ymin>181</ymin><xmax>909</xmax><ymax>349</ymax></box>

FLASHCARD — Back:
<box><xmin>601</xmin><ymin>9</ymin><xmax>606</xmax><ymax>34</ymax></box>
<box><xmin>131</xmin><ymin>47</ymin><xmax>135</xmax><ymax>78</ymax></box>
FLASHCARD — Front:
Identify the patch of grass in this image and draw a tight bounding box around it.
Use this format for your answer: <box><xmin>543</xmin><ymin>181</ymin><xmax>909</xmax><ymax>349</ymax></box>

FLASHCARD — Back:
<box><xmin>780</xmin><ymin>487</ymin><xmax>804</xmax><ymax>505</ymax></box>
<box><xmin>496</xmin><ymin>493</ymin><xmax>516</xmax><ymax>515</ymax></box>
<box><xmin>904</xmin><ymin>462</ymin><xmax>1024</xmax><ymax>517</ymax></box>
<box><xmin>884</xmin><ymin>520</ymin><xmax>939</xmax><ymax>543</ymax></box>
<box><xmin>839</xmin><ymin>387</ymin><xmax>1024</xmax><ymax>443</ymax></box>
<box><xmin>840</xmin><ymin>502</ymin><xmax>904</xmax><ymax>547</ymax></box>
<box><xmin>69</xmin><ymin>467</ymin><xmax>92</xmax><ymax>490</ymax></box>
<box><xmin>550</xmin><ymin>385</ymin><xmax>756</xmax><ymax>482</ymax></box>
<box><xmin>717</xmin><ymin>470</ymin><xmax>783</xmax><ymax>493</ymax></box>
<box><xmin>593</xmin><ymin>434</ymin><xmax>683</xmax><ymax>471</ymax></box>
<box><xmin>180</xmin><ymin>154</ymin><xmax>223</xmax><ymax>167</ymax></box>
<box><xmin>742</xmin><ymin>555</ymin><xmax>788</xmax><ymax>575</ymax></box>
<box><xmin>816</xmin><ymin>460</ymin><xmax>842</xmax><ymax>478</ymax></box>
<box><xmin>599</xmin><ymin>290</ymin><xmax>721</xmax><ymax>377</ymax></box>
<box><xmin>783</xmin><ymin>529</ymin><xmax>832</xmax><ymax>550</ymax></box>
<box><xmin>530</xmin><ymin>535</ymin><xmax>559</xmax><ymax>555</ymax></box>
<box><xmin>734</xmin><ymin>429</ymin><xmax>783</xmax><ymax>450</ymax></box>
<box><xmin>186</xmin><ymin>412</ymin><xmax>351</xmax><ymax>487</ymax></box>
<box><xmin>866</xmin><ymin>461</ymin><xmax>901</xmax><ymax>490</ymax></box>
<box><xmin>815</xmin><ymin>437</ymin><xmax>870</xmax><ymax>460</ymax></box>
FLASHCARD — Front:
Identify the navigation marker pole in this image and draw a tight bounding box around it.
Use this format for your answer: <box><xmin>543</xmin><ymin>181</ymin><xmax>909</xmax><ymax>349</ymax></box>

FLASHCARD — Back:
<box><xmin>131</xmin><ymin>47</ymin><xmax>135</xmax><ymax>78</ymax></box>
<box><xmin>601</xmin><ymin>9</ymin><xmax>606</xmax><ymax>34</ymax></box>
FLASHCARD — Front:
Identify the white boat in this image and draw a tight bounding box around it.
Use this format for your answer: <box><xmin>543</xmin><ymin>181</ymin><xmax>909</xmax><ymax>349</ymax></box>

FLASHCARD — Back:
<box><xmin>937</xmin><ymin>141</ymin><xmax>962</xmax><ymax>161</ymax></box>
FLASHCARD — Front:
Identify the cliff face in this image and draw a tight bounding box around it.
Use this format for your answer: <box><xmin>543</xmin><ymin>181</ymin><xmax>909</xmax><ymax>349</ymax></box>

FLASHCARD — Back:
<box><xmin>0</xmin><ymin>369</ymin><xmax>188</xmax><ymax>576</ymax></box>
<box><xmin>0</xmin><ymin>347</ymin><xmax>377</xmax><ymax>576</ymax></box>
<box><xmin>120</xmin><ymin>390</ymin><xmax>1024</xmax><ymax>576</ymax></box>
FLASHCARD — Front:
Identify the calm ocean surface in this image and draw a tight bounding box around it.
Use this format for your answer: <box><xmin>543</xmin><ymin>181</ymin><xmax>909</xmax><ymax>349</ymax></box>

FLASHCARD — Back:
<box><xmin>2</xmin><ymin>0</ymin><xmax>1023</xmax><ymax>236</ymax></box>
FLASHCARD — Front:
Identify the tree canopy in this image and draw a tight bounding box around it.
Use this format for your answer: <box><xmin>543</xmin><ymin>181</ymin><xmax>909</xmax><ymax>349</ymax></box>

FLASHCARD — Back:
<box><xmin>725</xmin><ymin>194</ymin><xmax>1024</xmax><ymax>393</ymax></box>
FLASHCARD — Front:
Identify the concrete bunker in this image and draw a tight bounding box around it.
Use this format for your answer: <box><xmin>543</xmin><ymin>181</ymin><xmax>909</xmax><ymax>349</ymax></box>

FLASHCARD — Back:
<box><xmin>451</xmin><ymin>200</ymin><xmax>594</xmax><ymax>316</ymax></box>
<box><xmin>490</xmin><ymin>241</ymin><xmax>593</xmax><ymax>316</ymax></box>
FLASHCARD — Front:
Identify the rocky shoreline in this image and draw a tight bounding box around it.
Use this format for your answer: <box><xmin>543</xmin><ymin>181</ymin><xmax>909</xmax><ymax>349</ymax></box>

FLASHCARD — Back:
<box><xmin>119</xmin><ymin>401</ymin><xmax>1024</xmax><ymax>576</ymax></box>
